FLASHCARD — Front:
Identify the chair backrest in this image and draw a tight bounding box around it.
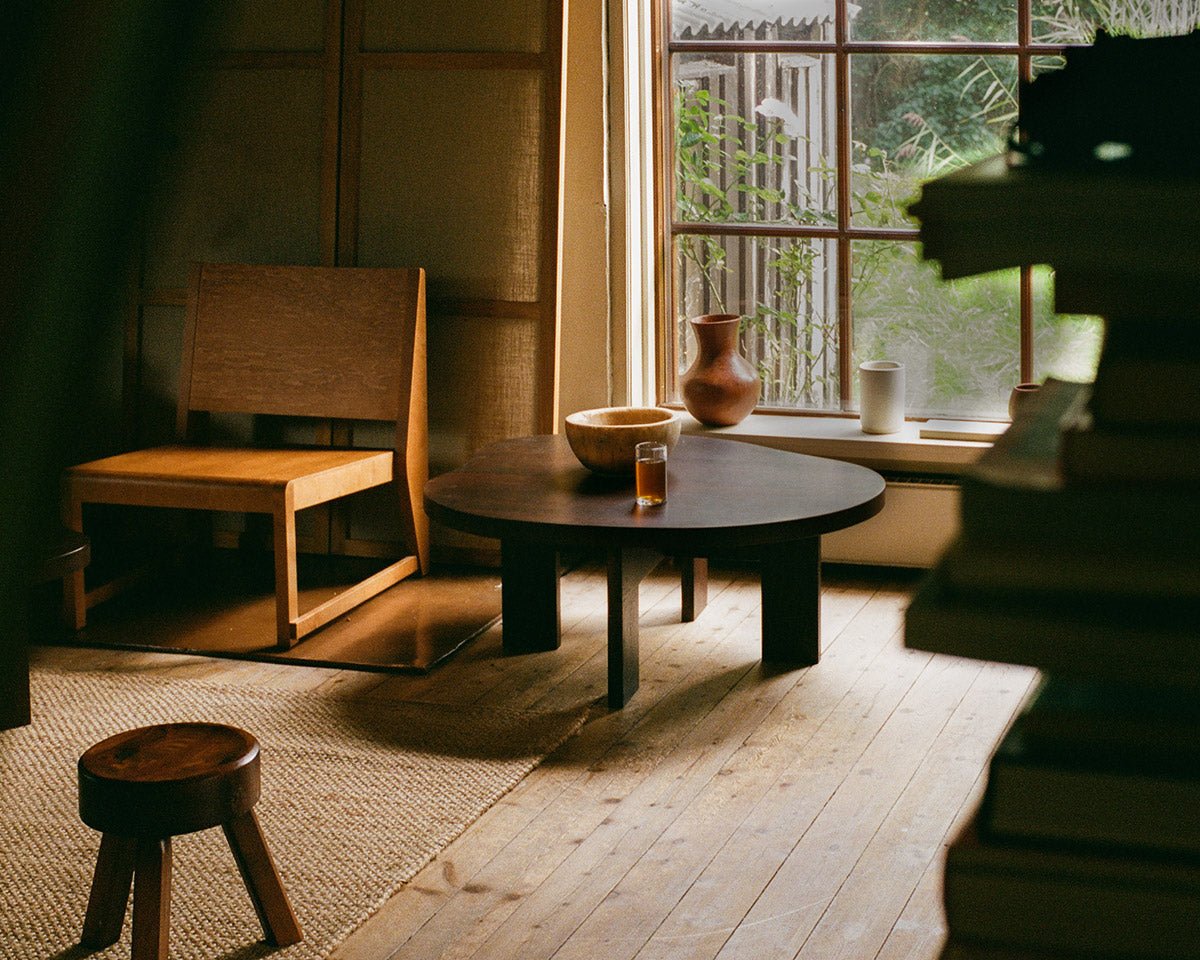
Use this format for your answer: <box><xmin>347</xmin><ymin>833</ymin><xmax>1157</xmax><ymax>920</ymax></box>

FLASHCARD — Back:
<box><xmin>177</xmin><ymin>263</ymin><xmax>425</xmax><ymax>436</ymax></box>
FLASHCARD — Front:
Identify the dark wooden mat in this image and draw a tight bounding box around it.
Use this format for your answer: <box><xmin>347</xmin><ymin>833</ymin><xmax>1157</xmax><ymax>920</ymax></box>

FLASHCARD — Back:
<box><xmin>30</xmin><ymin>551</ymin><xmax>500</xmax><ymax>674</ymax></box>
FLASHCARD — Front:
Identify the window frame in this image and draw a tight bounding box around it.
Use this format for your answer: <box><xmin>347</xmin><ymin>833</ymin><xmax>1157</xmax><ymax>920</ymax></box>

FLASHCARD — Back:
<box><xmin>651</xmin><ymin>0</ymin><xmax>1076</xmax><ymax>419</ymax></box>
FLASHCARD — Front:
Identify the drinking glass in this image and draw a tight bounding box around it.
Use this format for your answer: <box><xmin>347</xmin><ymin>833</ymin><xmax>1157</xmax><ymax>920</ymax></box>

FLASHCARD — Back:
<box><xmin>635</xmin><ymin>441</ymin><xmax>667</xmax><ymax>506</ymax></box>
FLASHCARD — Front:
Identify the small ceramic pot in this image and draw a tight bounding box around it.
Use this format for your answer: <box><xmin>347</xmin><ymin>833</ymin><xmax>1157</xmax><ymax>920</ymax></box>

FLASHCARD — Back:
<box><xmin>1008</xmin><ymin>382</ymin><xmax>1041</xmax><ymax>420</ymax></box>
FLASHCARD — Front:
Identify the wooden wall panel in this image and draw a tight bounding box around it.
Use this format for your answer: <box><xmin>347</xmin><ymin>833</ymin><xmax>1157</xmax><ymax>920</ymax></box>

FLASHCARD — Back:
<box><xmin>224</xmin><ymin>0</ymin><xmax>328</xmax><ymax>51</ymax></box>
<box><xmin>142</xmin><ymin>69</ymin><xmax>327</xmax><ymax>290</ymax></box>
<box><xmin>428</xmin><ymin>314</ymin><xmax>539</xmax><ymax>470</ymax></box>
<box><xmin>363</xmin><ymin>0</ymin><xmax>547</xmax><ymax>52</ymax></box>
<box><xmin>137</xmin><ymin>305</ymin><xmax>188</xmax><ymax>447</ymax></box>
<box><xmin>357</xmin><ymin>69</ymin><xmax>544</xmax><ymax>302</ymax></box>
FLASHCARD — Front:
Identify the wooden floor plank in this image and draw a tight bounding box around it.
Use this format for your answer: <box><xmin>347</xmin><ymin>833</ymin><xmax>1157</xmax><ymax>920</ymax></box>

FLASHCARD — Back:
<box><xmin>421</xmin><ymin>583</ymin><xmax>891</xmax><ymax>960</ymax></box>
<box><xmin>794</xmin><ymin>662</ymin><xmax>1037</xmax><ymax>960</ymax></box>
<box><xmin>331</xmin><ymin>570</ymin><xmax>758</xmax><ymax>960</ymax></box>
<box><xmin>443</xmin><ymin>590</ymin><xmax>802</xmax><ymax>960</ymax></box>
<box><xmin>623</xmin><ymin>605</ymin><xmax>930</xmax><ymax>960</ymax></box>
<box><xmin>368</xmin><ymin>576</ymin><xmax>771</xmax><ymax>960</ymax></box>
<box><xmin>707</xmin><ymin>652</ymin><xmax>976</xmax><ymax>960</ymax></box>
<box><xmin>555</xmin><ymin>630</ymin><xmax>926</xmax><ymax>960</ymax></box>
<box><xmin>872</xmin><ymin>665</ymin><xmax>1036</xmax><ymax>960</ymax></box>
<box><xmin>28</xmin><ymin>564</ymin><xmax>1022</xmax><ymax>960</ymax></box>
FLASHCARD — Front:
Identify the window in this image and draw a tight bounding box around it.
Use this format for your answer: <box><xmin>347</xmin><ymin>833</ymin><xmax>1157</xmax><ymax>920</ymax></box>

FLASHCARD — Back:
<box><xmin>656</xmin><ymin>1</ymin><xmax>1186</xmax><ymax>420</ymax></box>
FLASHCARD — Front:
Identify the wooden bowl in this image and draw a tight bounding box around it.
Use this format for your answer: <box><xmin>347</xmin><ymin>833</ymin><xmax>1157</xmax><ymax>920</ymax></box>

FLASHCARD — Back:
<box><xmin>564</xmin><ymin>406</ymin><xmax>681</xmax><ymax>475</ymax></box>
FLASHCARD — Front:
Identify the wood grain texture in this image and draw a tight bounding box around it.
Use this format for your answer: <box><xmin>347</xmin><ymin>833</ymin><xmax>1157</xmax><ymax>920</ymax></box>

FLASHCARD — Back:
<box><xmin>131</xmin><ymin>838</ymin><xmax>171</xmax><ymax>960</ymax></box>
<box><xmin>426</xmin><ymin>436</ymin><xmax>885</xmax><ymax>707</ymax></box>
<box><xmin>180</xmin><ymin>263</ymin><xmax>424</xmax><ymax>423</ymax></box>
<box><xmin>223</xmin><ymin>810</ymin><xmax>304</xmax><ymax>946</ymax></box>
<box><xmin>424</xmin><ymin>435</ymin><xmax>885</xmax><ymax>553</ymax></box>
<box><xmin>67</xmin><ymin>263</ymin><xmax>429</xmax><ymax>645</ymax></box>
<box><xmin>68</xmin><ymin>447</ymin><xmax>393</xmax><ymax>488</ymax></box>
<box><xmin>74</xmin><ymin>718</ymin><xmax>302</xmax><ymax>955</ymax></box>
<box><xmin>80</xmin><ymin>722</ymin><xmax>258</xmax><ymax>786</ymax></box>
<box><xmin>81</xmin><ymin>833</ymin><xmax>137</xmax><ymax>948</ymax></box>
<box><xmin>35</xmin><ymin>565</ymin><xmax>1034</xmax><ymax>960</ymax></box>
<box><xmin>78</xmin><ymin>722</ymin><xmax>261</xmax><ymax>837</ymax></box>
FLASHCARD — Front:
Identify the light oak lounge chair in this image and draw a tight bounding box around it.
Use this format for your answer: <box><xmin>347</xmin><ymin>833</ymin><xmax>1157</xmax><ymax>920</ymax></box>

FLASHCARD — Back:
<box><xmin>62</xmin><ymin>263</ymin><xmax>429</xmax><ymax>648</ymax></box>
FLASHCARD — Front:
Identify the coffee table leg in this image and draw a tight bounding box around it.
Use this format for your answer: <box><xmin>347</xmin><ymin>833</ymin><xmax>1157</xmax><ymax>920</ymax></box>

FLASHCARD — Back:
<box><xmin>607</xmin><ymin>547</ymin><xmax>662</xmax><ymax>708</ymax></box>
<box><xmin>760</xmin><ymin>537</ymin><xmax>821</xmax><ymax>665</ymax></box>
<box><xmin>679</xmin><ymin>557</ymin><xmax>708</xmax><ymax>623</ymax></box>
<box><xmin>500</xmin><ymin>541</ymin><xmax>560</xmax><ymax>653</ymax></box>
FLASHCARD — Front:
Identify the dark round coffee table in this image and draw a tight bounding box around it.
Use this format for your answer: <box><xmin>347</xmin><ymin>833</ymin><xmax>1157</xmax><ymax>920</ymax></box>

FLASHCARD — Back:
<box><xmin>424</xmin><ymin>435</ymin><xmax>885</xmax><ymax>707</ymax></box>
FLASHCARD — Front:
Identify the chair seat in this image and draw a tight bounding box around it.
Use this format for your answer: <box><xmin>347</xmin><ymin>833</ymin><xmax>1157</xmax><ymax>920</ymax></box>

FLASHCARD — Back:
<box><xmin>68</xmin><ymin>444</ymin><xmax>393</xmax><ymax>487</ymax></box>
<box><xmin>67</xmin><ymin>446</ymin><xmax>394</xmax><ymax>512</ymax></box>
<box><xmin>63</xmin><ymin>444</ymin><xmax>413</xmax><ymax>645</ymax></box>
<box><xmin>79</xmin><ymin>722</ymin><xmax>261</xmax><ymax>838</ymax></box>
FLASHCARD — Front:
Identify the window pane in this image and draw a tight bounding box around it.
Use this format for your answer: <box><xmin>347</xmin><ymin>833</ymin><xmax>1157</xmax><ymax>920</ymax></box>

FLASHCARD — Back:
<box><xmin>850</xmin><ymin>54</ymin><xmax>1016</xmax><ymax>227</ymax></box>
<box><xmin>1032</xmin><ymin>0</ymin><xmax>1200</xmax><ymax>43</ymax></box>
<box><xmin>670</xmin><ymin>1</ymin><xmax>836</xmax><ymax>41</ymax></box>
<box><xmin>852</xmin><ymin>0</ymin><xmax>1017</xmax><ymax>42</ymax></box>
<box><xmin>673</xmin><ymin>53</ymin><xmax>837</xmax><ymax>226</ymax></box>
<box><xmin>852</xmin><ymin>241</ymin><xmax>1019</xmax><ymax>419</ymax></box>
<box><xmin>1032</xmin><ymin>267</ymin><xmax>1104</xmax><ymax>383</ymax></box>
<box><xmin>672</xmin><ymin>234</ymin><xmax>840</xmax><ymax>410</ymax></box>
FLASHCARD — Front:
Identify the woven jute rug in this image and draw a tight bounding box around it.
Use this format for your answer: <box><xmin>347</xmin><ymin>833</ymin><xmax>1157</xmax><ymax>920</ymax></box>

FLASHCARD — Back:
<box><xmin>0</xmin><ymin>668</ymin><xmax>587</xmax><ymax>959</ymax></box>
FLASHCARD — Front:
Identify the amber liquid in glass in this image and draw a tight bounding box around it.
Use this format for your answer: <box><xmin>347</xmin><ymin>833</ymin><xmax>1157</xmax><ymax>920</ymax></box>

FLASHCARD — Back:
<box><xmin>635</xmin><ymin>458</ymin><xmax>667</xmax><ymax>506</ymax></box>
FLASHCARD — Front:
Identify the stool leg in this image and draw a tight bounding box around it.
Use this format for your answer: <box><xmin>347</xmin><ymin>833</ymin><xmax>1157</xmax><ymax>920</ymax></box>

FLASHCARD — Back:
<box><xmin>81</xmin><ymin>833</ymin><xmax>136</xmax><ymax>948</ymax></box>
<box><xmin>131</xmin><ymin>837</ymin><xmax>171</xmax><ymax>960</ymax></box>
<box><xmin>223</xmin><ymin>810</ymin><xmax>303</xmax><ymax>946</ymax></box>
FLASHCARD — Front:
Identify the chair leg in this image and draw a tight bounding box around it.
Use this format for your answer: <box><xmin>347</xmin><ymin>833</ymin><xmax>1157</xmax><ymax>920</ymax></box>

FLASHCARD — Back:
<box><xmin>61</xmin><ymin>493</ymin><xmax>86</xmax><ymax>630</ymax></box>
<box><xmin>222</xmin><ymin>810</ymin><xmax>303</xmax><ymax>946</ymax></box>
<box><xmin>131</xmin><ymin>837</ymin><xmax>171</xmax><ymax>960</ymax></box>
<box><xmin>272</xmin><ymin>489</ymin><xmax>299</xmax><ymax>649</ymax></box>
<box><xmin>81</xmin><ymin>833</ymin><xmax>136</xmax><ymax>948</ymax></box>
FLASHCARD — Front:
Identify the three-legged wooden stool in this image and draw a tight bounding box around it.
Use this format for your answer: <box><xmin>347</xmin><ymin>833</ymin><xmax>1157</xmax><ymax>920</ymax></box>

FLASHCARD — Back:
<box><xmin>78</xmin><ymin>722</ymin><xmax>303</xmax><ymax>959</ymax></box>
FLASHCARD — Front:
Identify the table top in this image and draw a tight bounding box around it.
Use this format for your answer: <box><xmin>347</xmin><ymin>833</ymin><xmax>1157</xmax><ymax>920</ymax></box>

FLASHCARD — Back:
<box><xmin>424</xmin><ymin>435</ymin><xmax>885</xmax><ymax>552</ymax></box>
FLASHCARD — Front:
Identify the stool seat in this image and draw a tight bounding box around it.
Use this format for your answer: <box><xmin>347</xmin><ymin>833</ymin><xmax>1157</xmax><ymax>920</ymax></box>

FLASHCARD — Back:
<box><xmin>79</xmin><ymin>722</ymin><xmax>260</xmax><ymax>837</ymax></box>
<box><xmin>77</xmin><ymin>722</ymin><xmax>301</xmax><ymax>959</ymax></box>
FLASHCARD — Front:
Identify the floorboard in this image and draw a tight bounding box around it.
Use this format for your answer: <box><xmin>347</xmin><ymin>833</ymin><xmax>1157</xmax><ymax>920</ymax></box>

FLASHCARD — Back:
<box><xmin>27</xmin><ymin>562</ymin><xmax>1034</xmax><ymax>960</ymax></box>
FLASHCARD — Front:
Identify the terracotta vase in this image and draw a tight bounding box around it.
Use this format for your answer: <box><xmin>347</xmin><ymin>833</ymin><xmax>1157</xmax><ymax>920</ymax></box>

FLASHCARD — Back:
<box><xmin>680</xmin><ymin>314</ymin><xmax>760</xmax><ymax>427</ymax></box>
